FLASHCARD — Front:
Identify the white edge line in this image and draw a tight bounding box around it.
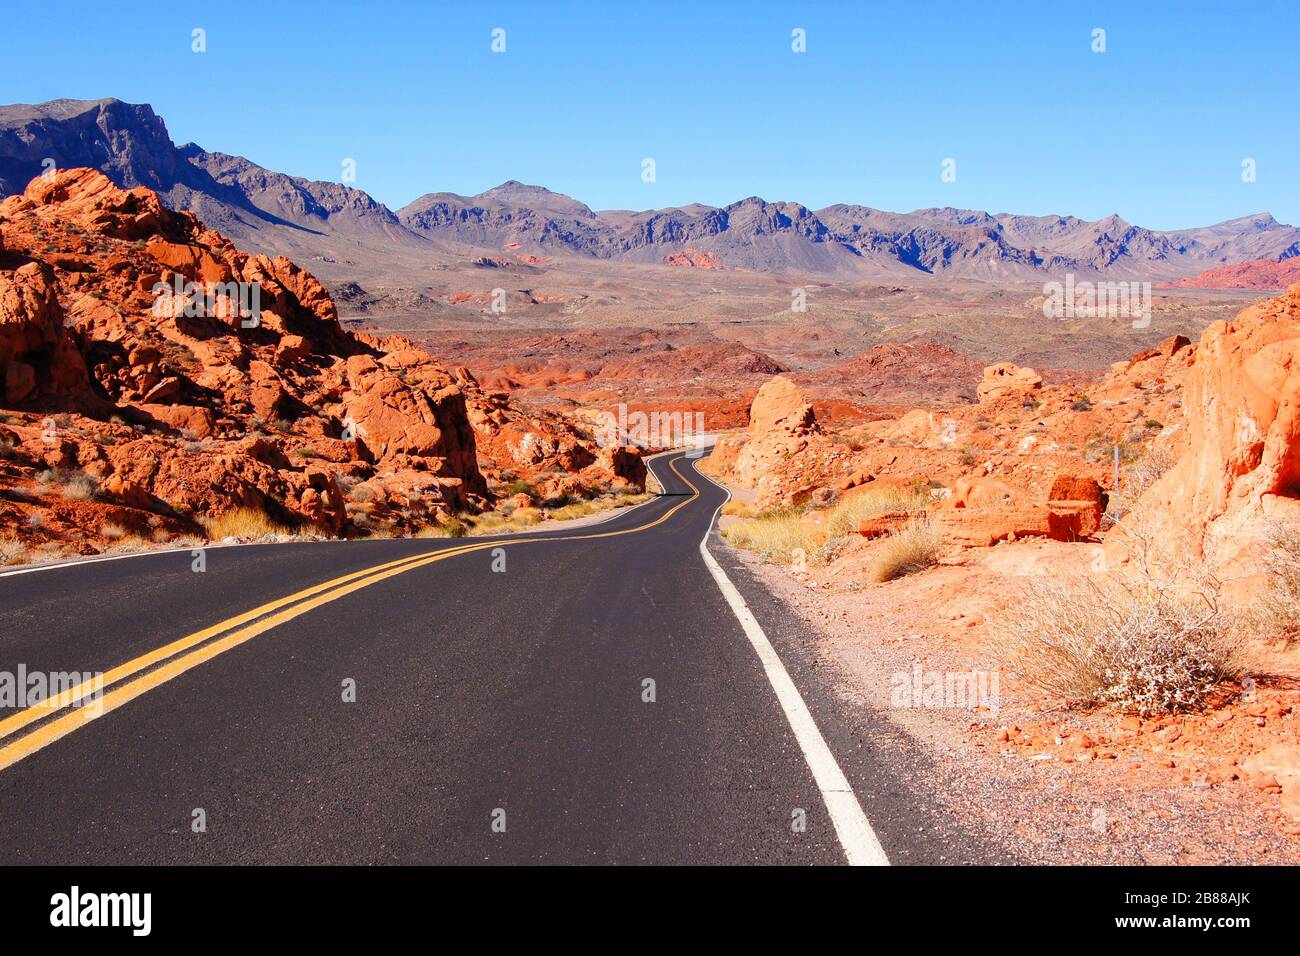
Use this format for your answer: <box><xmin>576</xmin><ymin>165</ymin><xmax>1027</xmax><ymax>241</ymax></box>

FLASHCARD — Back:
<box><xmin>691</xmin><ymin>462</ymin><xmax>890</xmax><ymax>867</ymax></box>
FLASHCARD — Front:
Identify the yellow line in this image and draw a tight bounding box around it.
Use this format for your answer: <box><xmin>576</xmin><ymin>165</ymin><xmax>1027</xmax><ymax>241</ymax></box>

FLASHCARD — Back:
<box><xmin>0</xmin><ymin>540</ymin><xmax>488</xmax><ymax>742</ymax></box>
<box><xmin>0</xmin><ymin>455</ymin><xmax>702</xmax><ymax>771</ymax></box>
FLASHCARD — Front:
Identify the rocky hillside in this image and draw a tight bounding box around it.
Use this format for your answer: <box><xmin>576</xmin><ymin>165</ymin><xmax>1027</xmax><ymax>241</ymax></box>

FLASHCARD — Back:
<box><xmin>0</xmin><ymin>168</ymin><xmax>642</xmax><ymax>557</ymax></box>
<box><xmin>1160</xmin><ymin>256</ymin><xmax>1300</xmax><ymax>290</ymax></box>
<box><xmin>0</xmin><ymin>99</ymin><xmax>433</xmax><ymax>268</ymax></box>
<box><xmin>402</xmin><ymin>190</ymin><xmax>1300</xmax><ymax>280</ymax></box>
<box><xmin>5</xmin><ymin>99</ymin><xmax>1299</xmax><ymax>282</ymax></box>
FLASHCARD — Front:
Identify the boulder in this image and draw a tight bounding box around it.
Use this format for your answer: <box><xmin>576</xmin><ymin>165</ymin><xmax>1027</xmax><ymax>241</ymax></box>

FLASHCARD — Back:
<box><xmin>1106</xmin><ymin>284</ymin><xmax>1300</xmax><ymax>565</ymax></box>
<box><xmin>977</xmin><ymin>363</ymin><xmax>1043</xmax><ymax>403</ymax></box>
<box><xmin>1242</xmin><ymin>744</ymin><xmax>1300</xmax><ymax>822</ymax></box>
<box><xmin>933</xmin><ymin>501</ymin><xmax>1100</xmax><ymax>547</ymax></box>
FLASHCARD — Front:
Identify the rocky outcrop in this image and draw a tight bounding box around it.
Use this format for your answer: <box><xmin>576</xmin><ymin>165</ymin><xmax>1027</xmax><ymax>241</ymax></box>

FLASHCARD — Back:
<box><xmin>1161</xmin><ymin>257</ymin><xmax>1300</xmax><ymax>291</ymax></box>
<box><xmin>1107</xmin><ymin>284</ymin><xmax>1300</xmax><ymax>565</ymax></box>
<box><xmin>977</xmin><ymin>363</ymin><xmax>1043</xmax><ymax>403</ymax></box>
<box><xmin>0</xmin><ymin>168</ymin><xmax>641</xmax><ymax>552</ymax></box>
<box><xmin>663</xmin><ymin>248</ymin><xmax>722</xmax><ymax>269</ymax></box>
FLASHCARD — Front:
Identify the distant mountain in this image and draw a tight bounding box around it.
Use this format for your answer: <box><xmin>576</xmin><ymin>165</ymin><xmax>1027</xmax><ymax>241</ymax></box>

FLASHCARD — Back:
<box><xmin>398</xmin><ymin>191</ymin><xmax>1300</xmax><ymax>281</ymax></box>
<box><xmin>5</xmin><ymin>97</ymin><xmax>1299</xmax><ymax>282</ymax></box>
<box><xmin>0</xmin><ymin>98</ymin><xmax>429</xmax><ymax>262</ymax></box>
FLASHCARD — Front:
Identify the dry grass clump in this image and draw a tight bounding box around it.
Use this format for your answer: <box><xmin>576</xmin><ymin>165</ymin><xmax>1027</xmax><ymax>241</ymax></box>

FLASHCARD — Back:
<box><xmin>0</xmin><ymin>533</ymin><xmax>26</xmax><ymax>566</ymax></box>
<box><xmin>868</xmin><ymin>515</ymin><xmax>943</xmax><ymax>582</ymax></box>
<box><xmin>1105</xmin><ymin>443</ymin><xmax>1177</xmax><ymax>522</ymax></box>
<box><xmin>205</xmin><ymin>507</ymin><xmax>290</xmax><ymax>540</ymax></box>
<box><xmin>992</xmin><ymin>532</ymin><xmax>1244</xmax><ymax>715</ymax></box>
<box><xmin>464</xmin><ymin>491</ymin><xmax>646</xmax><ymax>536</ymax></box>
<box><xmin>38</xmin><ymin>468</ymin><xmax>98</xmax><ymax>501</ymax></box>
<box><xmin>722</xmin><ymin>505</ymin><xmax>808</xmax><ymax>563</ymax></box>
<box><xmin>414</xmin><ymin>517</ymin><xmax>469</xmax><ymax>538</ymax></box>
<box><xmin>1254</xmin><ymin>520</ymin><xmax>1300</xmax><ymax>645</ymax></box>
<box><xmin>547</xmin><ymin>491</ymin><xmax>648</xmax><ymax>523</ymax></box>
<box><xmin>823</xmin><ymin>485</ymin><xmax>929</xmax><ymax>539</ymax></box>
<box><xmin>723</xmin><ymin>484</ymin><xmax>929</xmax><ymax>567</ymax></box>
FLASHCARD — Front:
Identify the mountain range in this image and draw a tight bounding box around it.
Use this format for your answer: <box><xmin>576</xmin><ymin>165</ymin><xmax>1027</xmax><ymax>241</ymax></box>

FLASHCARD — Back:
<box><xmin>3</xmin><ymin>97</ymin><xmax>1297</xmax><ymax>282</ymax></box>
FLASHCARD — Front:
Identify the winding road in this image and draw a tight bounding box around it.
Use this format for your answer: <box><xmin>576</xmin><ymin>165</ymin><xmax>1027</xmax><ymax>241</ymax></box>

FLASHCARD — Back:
<box><xmin>0</xmin><ymin>452</ymin><xmax>1000</xmax><ymax>865</ymax></box>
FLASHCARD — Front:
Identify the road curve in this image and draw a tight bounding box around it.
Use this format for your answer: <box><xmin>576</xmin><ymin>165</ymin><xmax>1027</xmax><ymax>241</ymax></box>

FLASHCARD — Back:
<box><xmin>0</xmin><ymin>452</ymin><xmax>1005</xmax><ymax>864</ymax></box>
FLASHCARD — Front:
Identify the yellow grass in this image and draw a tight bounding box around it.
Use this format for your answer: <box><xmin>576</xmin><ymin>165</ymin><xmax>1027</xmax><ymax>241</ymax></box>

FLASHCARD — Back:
<box><xmin>868</xmin><ymin>515</ymin><xmax>943</xmax><ymax>582</ymax></box>
<box><xmin>723</xmin><ymin>484</ymin><xmax>929</xmax><ymax>566</ymax></box>
<box><xmin>205</xmin><ymin>507</ymin><xmax>290</xmax><ymax>540</ymax></box>
<box><xmin>465</xmin><ymin>492</ymin><xmax>648</xmax><ymax>536</ymax></box>
<box><xmin>722</xmin><ymin>506</ymin><xmax>809</xmax><ymax>563</ymax></box>
<box><xmin>0</xmin><ymin>533</ymin><xmax>25</xmax><ymax>566</ymax></box>
<box><xmin>822</xmin><ymin>485</ymin><xmax>929</xmax><ymax>538</ymax></box>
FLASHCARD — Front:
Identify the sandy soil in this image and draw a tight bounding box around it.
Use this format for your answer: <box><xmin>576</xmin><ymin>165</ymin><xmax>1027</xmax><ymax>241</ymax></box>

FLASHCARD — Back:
<box><xmin>722</xmin><ymin>524</ymin><xmax>1300</xmax><ymax>864</ymax></box>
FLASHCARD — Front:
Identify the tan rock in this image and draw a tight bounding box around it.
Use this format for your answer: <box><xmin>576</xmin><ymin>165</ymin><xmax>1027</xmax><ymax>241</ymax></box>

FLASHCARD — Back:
<box><xmin>977</xmin><ymin>363</ymin><xmax>1043</xmax><ymax>403</ymax></box>
<box><xmin>1106</xmin><ymin>284</ymin><xmax>1300</xmax><ymax>566</ymax></box>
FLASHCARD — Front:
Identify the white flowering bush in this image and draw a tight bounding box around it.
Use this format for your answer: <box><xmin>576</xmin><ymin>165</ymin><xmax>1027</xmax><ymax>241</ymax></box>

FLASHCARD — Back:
<box><xmin>993</xmin><ymin>522</ymin><xmax>1244</xmax><ymax>714</ymax></box>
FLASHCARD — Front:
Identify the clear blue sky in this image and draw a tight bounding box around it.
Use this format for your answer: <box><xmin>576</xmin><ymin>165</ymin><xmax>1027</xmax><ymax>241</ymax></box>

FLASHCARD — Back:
<box><xmin>3</xmin><ymin>1</ymin><xmax>1297</xmax><ymax>228</ymax></box>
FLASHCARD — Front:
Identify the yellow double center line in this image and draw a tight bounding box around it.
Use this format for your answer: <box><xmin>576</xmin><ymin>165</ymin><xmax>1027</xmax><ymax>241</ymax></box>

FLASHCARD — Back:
<box><xmin>0</xmin><ymin>456</ymin><xmax>701</xmax><ymax>773</ymax></box>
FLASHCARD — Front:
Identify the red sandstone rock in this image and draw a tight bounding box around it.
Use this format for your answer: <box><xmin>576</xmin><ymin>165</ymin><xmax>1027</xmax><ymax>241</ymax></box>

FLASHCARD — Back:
<box><xmin>976</xmin><ymin>363</ymin><xmax>1043</xmax><ymax>403</ymax></box>
<box><xmin>1106</xmin><ymin>284</ymin><xmax>1300</xmax><ymax>565</ymax></box>
<box><xmin>0</xmin><ymin>168</ymin><xmax>642</xmax><ymax>553</ymax></box>
<box><xmin>663</xmin><ymin>248</ymin><xmax>723</xmax><ymax>269</ymax></box>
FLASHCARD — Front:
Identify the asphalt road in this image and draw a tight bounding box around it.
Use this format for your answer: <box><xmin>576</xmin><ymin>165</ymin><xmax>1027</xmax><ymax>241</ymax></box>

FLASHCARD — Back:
<box><xmin>0</xmin><ymin>452</ymin><xmax>1004</xmax><ymax>865</ymax></box>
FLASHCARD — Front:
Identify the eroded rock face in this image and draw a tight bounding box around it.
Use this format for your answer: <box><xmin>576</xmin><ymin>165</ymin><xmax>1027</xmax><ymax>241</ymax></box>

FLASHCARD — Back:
<box><xmin>977</xmin><ymin>363</ymin><xmax>1043</xmax><ymax>403</ymax></box>
<box><xmin>0</xmin><ymin>168</ymin><xmax>641</xmax><ymax>550</ymax></box>
<box><xmin>1108</xmin><ymin>284</ymin><xmax>1300</xmax><ymax>564</ymax></box>
<box><xmin>663</xmin><ymin>248</ymin><xmax>722</xmax><ymax>269</ymax></box>
<box><xmin>722</xmin><ymin>376</ymin><xmax>849</xmax><ymax>508</ymax></box>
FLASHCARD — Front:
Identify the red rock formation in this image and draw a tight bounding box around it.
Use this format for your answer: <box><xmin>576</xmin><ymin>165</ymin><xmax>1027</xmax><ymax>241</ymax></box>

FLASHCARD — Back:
<box><xmin>976</xmin><ymin>363</ymin><xmax>1043</xmax><ymax>403</ymax></box>
<box><xmin>0</xmin><ymin>168</ymin><xmax>641</xmax><ymax>553</ymax></box>
<box><xmin>663</xmin><ymin>248</ymin><xmax>722</xmax><ymax>269</ymax></box>
<box><xmin>1107</xmin><ymin>283</ymin><xmax>1300</xmax><ymax>564</ymax></box>
<box><xmin>1161</xmin><ymin>257</ymin><xmax>1300</xmax><ymax>291</ymax></box>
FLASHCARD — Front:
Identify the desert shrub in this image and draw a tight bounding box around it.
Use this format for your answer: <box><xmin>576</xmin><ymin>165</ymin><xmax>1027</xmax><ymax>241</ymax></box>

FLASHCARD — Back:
<box><xmin>439</xmin><ymin>517</ymin><xmax>468</xmax><ymax>537</ymax></box>
<box><xmin>1071</xmin><ymin>397</ymin><xmax>1093</xmax><ymax>412</ymax></box>
<box><xmin>1106</xmin><ymin>443</ymin><xmax>1176</xmax><ymax>522</ymax></box>
<box><xmin>100</xmin><ymin>522</ymin><xmax>126</xmax><ymax>540</ymax></box>
<box><xmin>823</xmin><ymin>484</ymin><xmax>928</xmax><ymax>539</ymax></box>
<box><xmin>723</xmin><ymin>486</ymin><xmax>931</xmax><ymax>566</ymax></box>
<box><xmin>992</xmin><ymin>535</ymin><xmax>1243</xmax><ymax>714</ymax></box>
<box><xmin>205</xmin><ymin>507</ymin><xmax>289</xmax><ymax>540</ymax></box>
<box><xmin>0</xmin><ymin>534</ymin><xmax>25</xmax><ymax>566</ymax></box>
<box><xmin>722</xmin><ymin>505</ymin><xmax>810</xmax><ymax>563</ymax></box>
<box><xmin>721</xmin><ymin>500</ymin><xmax>753</xmax><ymax>518</ymax></box>
<box><xmin>501</xmin><ymin>479</ymin><xmax>540</xmax><ymax>499</ymax></box>
<box><xmin>869</xmin><ymin>515</ymin><xmax>943</xmax><ymax>582</ymax></box>
<box><xmin>36</xmin><ymin>468</ymin><xmax>97</xmax><ymax>500</ymax></box>
<box><xmin>1254</xmin><ymin>520</ymin><xmax>1300</xmax><ymax>645</ymax></box>
<box><xmin>62</xmin><ymin>473</ymin><xmax>98</xmax><ymax>500</ymax></box>
<box><xmin>546</xmin><ymin>500</ymin><xmax>598</xmax><ymax>521</ymax></box>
